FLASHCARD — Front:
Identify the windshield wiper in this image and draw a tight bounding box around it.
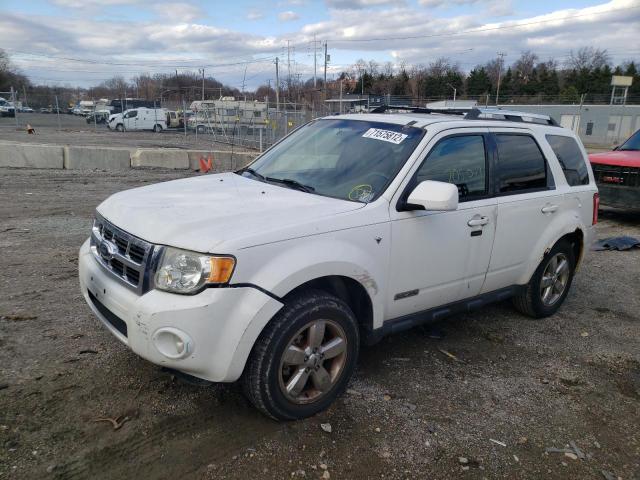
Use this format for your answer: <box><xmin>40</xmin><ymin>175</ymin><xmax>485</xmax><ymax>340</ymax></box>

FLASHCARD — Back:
<box><xmin>238</xmin><ymin>167</ymin><xmax>266</xmax><ymax>181</ymax></box>
<box><xmin>266</xmin><ymin>177</ymin><xmax>315</xmax><ymax>193</ymax></box>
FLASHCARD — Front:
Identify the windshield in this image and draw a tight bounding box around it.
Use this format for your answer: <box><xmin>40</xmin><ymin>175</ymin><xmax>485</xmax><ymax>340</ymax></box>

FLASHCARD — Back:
<box><xmin>619</xmin><ymin>130</ymin><xmax>640</xmax><ymax>151</ymax></box>
<box><xmin>238</xmin><ymin>118</ymin><xmax>425</xmax><ymax>203</ymax></box>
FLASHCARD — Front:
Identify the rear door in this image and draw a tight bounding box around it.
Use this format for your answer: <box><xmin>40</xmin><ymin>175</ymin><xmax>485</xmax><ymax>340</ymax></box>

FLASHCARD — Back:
<box><xmin>482</xmin><ymin>128</ymin><xmax>564</xmax><ymax>293</ymax></box>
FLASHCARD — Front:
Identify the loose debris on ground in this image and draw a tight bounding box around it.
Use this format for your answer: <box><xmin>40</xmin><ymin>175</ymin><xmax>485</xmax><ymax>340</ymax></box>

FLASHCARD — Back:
<box><xmin>1</xmin><ymin>170</ymin><xmax>639</xmax><ymax>479</ymax></box>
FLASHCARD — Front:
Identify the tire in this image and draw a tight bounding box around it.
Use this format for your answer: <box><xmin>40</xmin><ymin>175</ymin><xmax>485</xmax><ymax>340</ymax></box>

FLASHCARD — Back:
<box><xmin>153</xmin><ymin>124</ymin><xmax>163</xmax><ymax>133</ymax></box>
<box><xmin>513</xmin><ymin>239</ymin><xmax>575</xmax><ymax>318</ymax></box>
<box><xmin>115</xmin><ymin>124</ymin><xmax>124</xmax><ymax>132</ymax></box>
<box><xmin>242</xmin><ymin>290</ymin><xmax>359</xmax><ymax>420</ymax></box>
<box><xmin>196</xmin><ymin>125</ymin><xmax>205</xmax><ymax>134</ymax></box>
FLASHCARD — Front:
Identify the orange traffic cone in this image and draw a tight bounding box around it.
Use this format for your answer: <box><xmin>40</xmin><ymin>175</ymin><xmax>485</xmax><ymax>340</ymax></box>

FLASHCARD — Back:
<box><xmin>26</xmin><ymin>124</ymin><xmax>35</xmax><ymax>134</ymax></box>
<box><xmin>199</xmin><ymin>154</ymin><xmax>213</xmax><ymax>173</ymax></box>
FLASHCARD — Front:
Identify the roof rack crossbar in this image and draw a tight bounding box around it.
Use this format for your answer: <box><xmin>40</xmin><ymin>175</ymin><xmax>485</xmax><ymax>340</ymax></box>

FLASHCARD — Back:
<box><xmin>465</xmin><ymin>107</ymin><xmax>559</xmax><ymax>126</ymax></box>
<box><xmin>370</xmin><ymin>105</ymin><xmax>467</xmax><ymax>116</ymax></box>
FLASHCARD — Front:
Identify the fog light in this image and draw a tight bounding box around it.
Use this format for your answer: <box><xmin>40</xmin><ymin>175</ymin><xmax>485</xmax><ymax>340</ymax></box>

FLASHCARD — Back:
<box><xmin>152</xmin><ymin>328</ymin><xmax>193</xmax><ymax>359</ymax></box>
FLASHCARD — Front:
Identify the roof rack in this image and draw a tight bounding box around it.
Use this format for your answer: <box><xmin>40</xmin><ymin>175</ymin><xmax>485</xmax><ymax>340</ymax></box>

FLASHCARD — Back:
<box><xmin>464</xmin><ymin>107</ymin><xmax>559</xmax><ymax>126</ymax></box>
<box><xmin>369</xmin><ymin>105</ymin><xmax>468</xmax><ymax>116</ymax></box>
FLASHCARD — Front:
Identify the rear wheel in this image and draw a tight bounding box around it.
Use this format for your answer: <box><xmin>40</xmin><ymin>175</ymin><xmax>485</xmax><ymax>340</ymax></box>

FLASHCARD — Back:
<box><xmin>153</xmin><ymin>124</ymin><xmax>163</xmax><ymax>133</ymax></box>
<box><xmin>513</xmin><ymin>239</ymin><xmax>575</xmax><ymax>318</ymax></box>
<box><xmin>242</xmin><ymin>290</ymin><xmax>359</xmax><ymax>420</ymax></box>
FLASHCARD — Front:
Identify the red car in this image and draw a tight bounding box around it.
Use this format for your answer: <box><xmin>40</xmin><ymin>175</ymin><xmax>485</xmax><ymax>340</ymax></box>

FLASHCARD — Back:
<box><xmin>589</xmin><ymin>129</ymin><xmax>640</xmax><ymax>208</ymax></box>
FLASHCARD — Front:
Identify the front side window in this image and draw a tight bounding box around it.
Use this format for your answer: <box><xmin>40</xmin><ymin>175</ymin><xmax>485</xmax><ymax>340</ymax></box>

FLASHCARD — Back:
<box><xmin>415</xmin><ymin>135</ymin><xmax>487</xmax><ymax>201</ymax></box>
<box><xmin>125</xmin><ymin>110</ymin><xmax>138</xmax><ymax>119</ymax></box>
<box><xmin>495</xmin><ymin>134</ymin><xmax>548</xmax><ymax>193</ymax></box>
<box><xmin>546</xmin><ymin>135</ymin><xmax>589</xmax><ymax>186</ymax></box>
<box><xmin>238</xmin><ymin>119</ymin><xmax>425</xmax><ymax>203</ymax></box>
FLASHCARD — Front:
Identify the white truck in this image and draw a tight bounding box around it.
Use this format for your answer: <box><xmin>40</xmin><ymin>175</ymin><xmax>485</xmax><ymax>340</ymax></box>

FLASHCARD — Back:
<box><xmin>79</xmin><ymin>107</ymin><xmax>598</xmax><ymax>420</ymax></box>
<box><xmin>107</xmin><ymin>107</ymin><xmax>168</xmax><ymax>132</ymax></box>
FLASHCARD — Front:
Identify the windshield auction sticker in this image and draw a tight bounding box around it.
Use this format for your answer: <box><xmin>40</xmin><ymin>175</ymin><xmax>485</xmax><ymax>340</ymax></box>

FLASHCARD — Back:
<box><xmin>362</xmin><ymin>128</ymin><xmax>408</xmax><ymax>144</ymax></box>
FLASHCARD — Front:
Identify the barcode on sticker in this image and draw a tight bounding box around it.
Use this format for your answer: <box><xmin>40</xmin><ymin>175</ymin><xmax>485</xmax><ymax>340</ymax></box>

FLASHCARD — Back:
<box><xmin>362</xmin><ymin>128</ymin><xmax>408</xmax><ymax>144</ymax></box>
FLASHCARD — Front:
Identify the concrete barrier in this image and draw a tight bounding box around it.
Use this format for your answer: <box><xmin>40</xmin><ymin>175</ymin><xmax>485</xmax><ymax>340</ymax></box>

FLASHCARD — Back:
<box><xmin>0</xmin><ymin>142</ymin><xmax>64</xmax><ymax>169</ymax></box>
<box><xmin>64</xmin><ymin>146</ymin><xmax>131</xmax><ymax>170</ymax></box>
<box><xmin>131</xmin><ymin>149</ymin><xmax>189</xmax><ymax>169</ymax></box>
<box><xmin>187</xmin><ymin>150</ymin><xmax>258</xmax><ymax>171</ymax></box>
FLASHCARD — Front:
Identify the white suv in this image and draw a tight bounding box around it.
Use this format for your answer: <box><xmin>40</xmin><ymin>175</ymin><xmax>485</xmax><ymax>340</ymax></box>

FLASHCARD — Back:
<box><xmin>79</xmin><ymin>108</ymin><xmax>598</xmax><ymax>420</ymax></box>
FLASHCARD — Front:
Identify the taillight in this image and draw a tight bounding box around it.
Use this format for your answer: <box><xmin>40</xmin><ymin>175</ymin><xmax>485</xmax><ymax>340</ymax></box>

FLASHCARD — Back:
<box><xmin>592</xmin><ymin>192</ymin><xmax>599</xmax><ymax>225</ymax></box>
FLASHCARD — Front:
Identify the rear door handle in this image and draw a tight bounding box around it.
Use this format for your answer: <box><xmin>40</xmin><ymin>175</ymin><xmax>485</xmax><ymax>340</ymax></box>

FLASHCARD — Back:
<box><xmin>467</xmin><ymin>216</ymin><xmax>489</xmax><ymax>227</ymax></box>
<box><xmin>541</xmin><ymin>204</ymin><xmax>559</xmax><ymax>214</ymax></box>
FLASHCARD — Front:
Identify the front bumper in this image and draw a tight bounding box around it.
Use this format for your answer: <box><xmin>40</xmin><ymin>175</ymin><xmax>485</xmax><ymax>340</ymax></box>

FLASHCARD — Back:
<box><xmin>596</xmin><ymin>183</ymin><xmax>640</xmax><ymax>209</ymax></box>
<box><xmin>79</xmin><ymin>239</ymin><xmax>283</xmax><ymax>382</ymax></box>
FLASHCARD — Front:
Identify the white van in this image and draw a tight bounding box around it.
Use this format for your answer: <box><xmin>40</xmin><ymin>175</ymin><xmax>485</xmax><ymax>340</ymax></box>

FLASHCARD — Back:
<box><xmin>108</xmin><ymin>108</ymin><xmax>168</xmax><ymax>132</ymax></box>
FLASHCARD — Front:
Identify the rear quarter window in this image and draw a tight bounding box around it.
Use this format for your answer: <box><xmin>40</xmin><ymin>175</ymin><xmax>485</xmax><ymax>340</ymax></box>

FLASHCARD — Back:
<box><xmin>545</xmin><ymin>135</ymin><xmax>590</xmax><ymax>186</ymax></box>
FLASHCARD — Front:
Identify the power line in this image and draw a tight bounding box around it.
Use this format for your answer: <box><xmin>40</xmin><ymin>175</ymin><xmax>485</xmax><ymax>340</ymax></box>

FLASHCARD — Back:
<box><xmin>324</xmin><ymin>5</ymin><xmax>640</xmax><ymax>43</ymax></box>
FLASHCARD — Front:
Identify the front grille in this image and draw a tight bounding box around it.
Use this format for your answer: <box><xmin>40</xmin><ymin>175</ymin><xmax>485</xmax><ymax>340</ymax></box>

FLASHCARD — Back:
<box><xmin>592</xmin><ymin>163</ymin><xmax>640</xmax><ymax>188</ymax></box>
<box><xmin>90</xmin><ymin>213</ymin><xmax>154</xmax><ymax>294</ymax></box>
<box><xmin>88</xmin><ymin>291</ymin><xmax>128</xmax><ymax>337</ymax></box>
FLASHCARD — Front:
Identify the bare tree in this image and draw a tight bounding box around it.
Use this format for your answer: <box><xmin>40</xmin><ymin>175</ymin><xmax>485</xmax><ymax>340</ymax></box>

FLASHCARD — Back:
<box><xmin>566</xmin><ymin>47</ymin><xmax>610</xmax><ymax>71</ymax></box>
<box><xmin>513</xmin><ymin>51</ymin><xmax>539</xmax><ymax>83</ymax></box>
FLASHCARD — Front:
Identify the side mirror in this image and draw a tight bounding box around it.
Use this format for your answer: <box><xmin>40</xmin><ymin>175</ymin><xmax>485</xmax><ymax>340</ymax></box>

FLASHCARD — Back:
<box><xmin>407</xmin><ymin>180</ymin><xmax>459</xmax><ymax>211</ymax></box>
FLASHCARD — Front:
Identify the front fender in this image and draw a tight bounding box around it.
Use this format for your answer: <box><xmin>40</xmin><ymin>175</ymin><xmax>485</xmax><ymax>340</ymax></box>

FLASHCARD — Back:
<box><xmin>227</xmin><ymin>225</ymin><xmax>389</xmax><ymax>379</ymax></box>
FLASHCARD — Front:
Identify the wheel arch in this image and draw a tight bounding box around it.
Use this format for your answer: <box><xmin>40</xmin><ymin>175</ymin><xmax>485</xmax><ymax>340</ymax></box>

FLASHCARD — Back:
<box><xmin>520</xmin><ymin>218</ymin><xmax>586</xmax><ymax>285</ymax></box>
<box><xmin>283</xmin><ymin>275</ymin><xmax>375</xmax><ymax>335</ymax></box>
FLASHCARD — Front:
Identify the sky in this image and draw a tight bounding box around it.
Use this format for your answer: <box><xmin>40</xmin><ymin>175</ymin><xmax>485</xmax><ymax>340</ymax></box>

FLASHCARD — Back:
<box><xmin>0</xmin><ymin>0</ymin><xmax>639</xmax><ymax>90</ymax></box>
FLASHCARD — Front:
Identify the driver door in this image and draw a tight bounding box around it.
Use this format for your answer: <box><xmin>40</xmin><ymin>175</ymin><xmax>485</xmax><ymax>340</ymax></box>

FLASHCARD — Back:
<box><xmin>386</xmin><ymin>129</ymin><xmax>497</xmax><ymax>319</ymax></box>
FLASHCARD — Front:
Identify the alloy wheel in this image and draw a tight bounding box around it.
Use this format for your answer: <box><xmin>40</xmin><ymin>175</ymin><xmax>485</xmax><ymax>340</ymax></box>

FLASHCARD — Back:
<box><xmin>540</xmin><ymin>252</ymin><xmax>570</xmax><ymax>306</ymax></box>
<box><xmin>278</xmin><ymin>319</ymin><xmax>348</xmax><ymax>404</ymax></box>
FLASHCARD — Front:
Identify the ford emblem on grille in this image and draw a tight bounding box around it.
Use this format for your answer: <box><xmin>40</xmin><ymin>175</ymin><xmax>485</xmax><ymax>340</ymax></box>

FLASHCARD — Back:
<box><xmin>99</xmin><ymin>239</ymin><xmax>118</xmax><ymax>261</ymax></box>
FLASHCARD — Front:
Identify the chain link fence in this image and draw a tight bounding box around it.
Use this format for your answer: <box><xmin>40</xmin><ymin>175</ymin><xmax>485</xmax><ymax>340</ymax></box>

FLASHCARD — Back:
<box><xmin>1</xmin><ymin>91</ymin><xmax>638</xmax><ymax>150</ymax></box>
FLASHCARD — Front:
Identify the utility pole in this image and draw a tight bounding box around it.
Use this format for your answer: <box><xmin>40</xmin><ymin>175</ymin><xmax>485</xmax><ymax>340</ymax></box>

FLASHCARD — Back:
<box><xmin>275</xmin><ymin>57</ymin><xmax>280</xmax><ymax>112</ymax></box>
<box><xmin>22</xmin><ymin>85</ymin><xmax>28</xmax><ymax>108</ymax></box>
<box><xmin>323</xmin><ymin>42</ymin><xmax>328</xmax><ymax>100</ymax></box>
<box><xmin>199</xmin><ymin>68</ymin><xmax>205</xmax><ymax>101</ymax></box>
<box><xmin>286</xmin><ymin>40</ymin><xmax>291</xmax><ymax>102</ymax></box>
<box><xmin>313</xmin><ymin>34</ymin><xmax>318</xmax><ymax>89</ymax></box>
<box><xmin>495</xmin><ymin>52</ymin><xmax>506</xmax><ymax>106</ymax></box>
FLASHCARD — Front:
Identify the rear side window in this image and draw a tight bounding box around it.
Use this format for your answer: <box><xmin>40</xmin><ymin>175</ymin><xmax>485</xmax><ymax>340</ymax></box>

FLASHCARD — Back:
<box><xmin>416</xmin><ymin>135</ymin><xmax>487</xmax><ymax>201</ymax></box>
<box><xmin>495</xmin><ymin>134</ymin><xmax>548</xmax><ymax>193</ymax></box>
<box><xmin>545</xmin><ymin>135</ymin><xmax>590</xmax><ymax>186</ymax></box>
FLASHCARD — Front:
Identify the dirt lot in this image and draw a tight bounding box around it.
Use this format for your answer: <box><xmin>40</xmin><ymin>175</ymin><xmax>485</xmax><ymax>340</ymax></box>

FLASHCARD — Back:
<box><xmin>0</xmin><ymin>167</ymin><xmax>639</xmax><ymax>480</ymax></box>
<box><xmin>0</xmin><ymin>113</ymin><xmax>254</xmax><ymax>151</ymax></box>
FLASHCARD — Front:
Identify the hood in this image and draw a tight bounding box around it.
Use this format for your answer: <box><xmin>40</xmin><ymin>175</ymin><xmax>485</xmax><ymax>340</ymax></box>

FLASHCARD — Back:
<box><xmin>97</xmin><ymin>173</ymin><xmax>365</xmax><ymax>252</ymax></box>
<box><xmin>589</xmin><ymin>150</ymin><xmax>640</xmax><ymax>168</ymax></box>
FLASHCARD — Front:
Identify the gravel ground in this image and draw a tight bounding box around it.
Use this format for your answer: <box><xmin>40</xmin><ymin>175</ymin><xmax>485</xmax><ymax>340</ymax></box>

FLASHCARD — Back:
<box><xmin>0</xmin><ymin>167</ymin><xmax>639</xmax><ymax>480</ymax></box>
<box><xmin>0</xmin><ymin>113</ymin><xmax>255</xmax><ymax>151</ymax></box>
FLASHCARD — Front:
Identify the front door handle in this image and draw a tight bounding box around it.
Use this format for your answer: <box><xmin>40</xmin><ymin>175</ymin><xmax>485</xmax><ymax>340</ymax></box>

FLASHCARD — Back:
<box><xmin>467</xmin><ymin>216</ymin><xmax>489</xmax><ymax>227</ymax></box>
<box><xmin>541</xmin><ymin>204</ymin><xmax>559</xmax><ymax>214</ymax></box>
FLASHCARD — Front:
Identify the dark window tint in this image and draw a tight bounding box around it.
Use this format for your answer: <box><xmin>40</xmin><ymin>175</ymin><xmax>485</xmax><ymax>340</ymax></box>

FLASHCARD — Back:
<box><xmin>495</xmin><ymin>134</ymin><xmax>547</xmax><ymax>193</ymax></box>
<box><xmin>416</xmin><ymin>135</ymin><xmax>487</xmax><ymax>201</ymax></box>
<box><xmin>546</xmin><ymin>135</ymin><xmax>589</xmax><ymax>186</ymax></box>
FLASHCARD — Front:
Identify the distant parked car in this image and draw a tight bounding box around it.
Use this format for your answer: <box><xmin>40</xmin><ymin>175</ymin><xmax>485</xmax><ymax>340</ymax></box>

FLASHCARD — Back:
<box><xmin>86</xmin><ymin>110</ymin><xmax>111</xmax><ymax>124</ymax></box>
<box><xmin>40</xmin><ymin>107</ymin><xmax>52</xmax><ymax>114</ymax></box>
<box><xmin>21</xmin><ymin>106</ymin><xmax>34</xmax><ymax>113</ymax></box>
<box><xmin>589</xmin><ymin>129</ymin><xmax>640</xmax><ymax>209</ymax></box>
<box><xmin>0</xmin><ymin>97</ymin><xmax>16</xmax><ymax>117</ymax></box>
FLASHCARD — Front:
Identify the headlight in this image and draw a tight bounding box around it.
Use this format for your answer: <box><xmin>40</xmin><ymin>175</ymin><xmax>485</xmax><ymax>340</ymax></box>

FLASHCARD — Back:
<box><xmin>154</xmin><ymin>247</ymin><xmax>235</xmax><ymax>294</ymax></box>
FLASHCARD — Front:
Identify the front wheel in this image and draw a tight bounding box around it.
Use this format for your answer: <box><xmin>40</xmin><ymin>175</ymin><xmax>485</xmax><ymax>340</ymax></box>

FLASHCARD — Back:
<box><xmin>242</xmin><ymin>290</ymin><xmax>359</xmax><ymax>420</ymax></box>
<box><xmin>115</xmin><ymin>124</ymin><xmax>124</xmax><ymax>132</ymax></box>
<box><xmin>153</xmin><ymin>124</ymin><xmax>163</xmax><ymax>133</ymax></box>
<box><xmin>513</xmin><ymin>239</ymin><xmax>575</xmax><ymax>318</ymax></box>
